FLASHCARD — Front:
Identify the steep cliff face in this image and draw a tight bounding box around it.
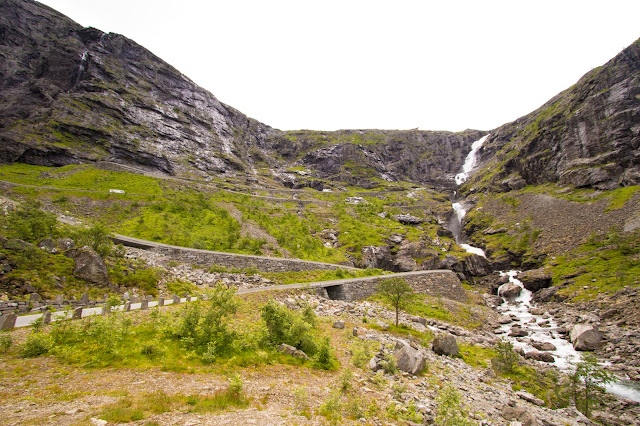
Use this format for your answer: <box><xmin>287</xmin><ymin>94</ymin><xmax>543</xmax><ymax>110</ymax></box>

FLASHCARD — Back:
<box><xmin>468</xmin><ymin>39</ymin><xmax>640</xmax><ymax>192</ymax></box>
<box><xmin>263</xmin><ymin>129</ymin><xmax>486</xmax><ymax>188</ymax></box>
<box><xmin>0</xmin><ymin>0</ymin><xmax>275</xmax><ymax>177</ymax></box>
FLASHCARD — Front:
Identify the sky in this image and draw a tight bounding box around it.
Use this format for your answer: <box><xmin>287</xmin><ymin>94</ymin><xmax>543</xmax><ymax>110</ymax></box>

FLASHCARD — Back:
<box><xmin>39</xmin><ymin>0</ymin><xmax>640</xmax><ymax>132</ymax></box>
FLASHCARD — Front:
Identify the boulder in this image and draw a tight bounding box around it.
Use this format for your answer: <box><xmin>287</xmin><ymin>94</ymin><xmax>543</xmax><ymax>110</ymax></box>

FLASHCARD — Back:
<box><xmin>393</xmin><ymin>214</ymin><xmax>424</xmax><ymax>225</ymax></box>
<box><xmin>38</xmin><ymin>238</ymin><xmax>58</xmax><ymax>254</ymax></box>
<box><xmin>502</xmin><ymin>404</ymin><xmax>539</xmax><ymax>426</ymax></box>
<box><xmin>432</xmin><ymin>334</ymin><xmax>459</xmax><ymax>357</ymax></box>
<box><xmin>532</xmin><ymin>341</ymin><xmax>556</xmax><ymax>352</ymax></box>
<box><xmin>515</xmin><ymin>391</ymin><xmax>545</xmax><ymax>407</ymax></box>
<box><xmin>498</xmin><ymin>282</ymin><xmax>522</xmax><ymax>299</ymax></box>
<box><xmin>277</xmin><ymin>343</ymin><xmax>309</xmax><ymax>360</ymax></box>
<box><xmin>332</xmin><ymin>320</ymin><xmax>345</xmax><ymax>329</ymax></box>
<box><xmin>65</xmin><ymin>246</ymin><xmax>110</xmax><ymax>285</ymax></box>
<box><xmin>518</xmin><ymin>268</ymin><xmax>552</xmax><ymax>292</ymax></box>
<box><xmin>570</xmin><ymin>324</ymin><xmax>603</xmax><ymax>351</ymax></box>
<box><xmin>394</xmin><ymin>344</ymin><xmax>426</xmax><ymax>375</ymax></box>
<box><xmin>534</xmin><ymin>286</ymin><xmax>558</xmax><ymax>303</ymax></box>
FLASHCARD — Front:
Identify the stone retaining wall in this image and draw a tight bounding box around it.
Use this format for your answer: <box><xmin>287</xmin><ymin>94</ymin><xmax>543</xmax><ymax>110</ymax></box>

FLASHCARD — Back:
<box><xmin>318</xmin><ymin>270</ymin><xmax>466</xmax><ymax>303</ymax></box>
<box><xmin>112</xmin><ymin>235</ymin><xmax>357</xmax><ymax>272</ymax></box>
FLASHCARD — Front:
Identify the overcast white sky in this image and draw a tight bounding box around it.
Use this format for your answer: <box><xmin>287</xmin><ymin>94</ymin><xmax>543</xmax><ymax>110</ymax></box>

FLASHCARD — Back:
<box><xmin>39</xmin><ymin>0</ymin><xmax>640</xmax><ymax>132</ymax></box>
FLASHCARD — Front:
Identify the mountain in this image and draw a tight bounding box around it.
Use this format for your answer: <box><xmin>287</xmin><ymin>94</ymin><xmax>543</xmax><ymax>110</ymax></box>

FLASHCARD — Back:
<box><xmin>0</xmin><ymin>0</ymin><xmax>481</xmax><ymax>189</ymax></box>
<box><xmin>466</xmin><ymin>39</ymin><xmax>640</xmax><ymax>192</ymax></box>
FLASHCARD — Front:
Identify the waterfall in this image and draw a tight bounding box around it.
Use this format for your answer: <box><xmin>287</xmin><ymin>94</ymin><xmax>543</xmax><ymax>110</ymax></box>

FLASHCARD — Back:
<box><xmin>450</xmin><ymin>135</ymin><xmax>488</xmax><ymax>258</ymax></box>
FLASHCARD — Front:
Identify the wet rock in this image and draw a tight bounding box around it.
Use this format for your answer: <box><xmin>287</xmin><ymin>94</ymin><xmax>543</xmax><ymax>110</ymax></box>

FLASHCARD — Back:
<box><xmin>532</xmin><ymin>341</ymin><xmax>557</xmax><ymax>352</ymax></box>
<box><xmin>432</xmin><ymin>334</ymin><xmax>459</xmax><ymax>357</ymax></box>
<box><xmin>525</xmin><ymin>350</ymin><xmax>554</xmax><ymax>363</ymax></box>
<box><xmin>518</xmin><ymin>268</ymin><xmax>552</xmax><ymax>292</ymax></box>
<box><xmin>499</xmin><ymin>282</ymin><xmax>521</xmax><ymax>299</ymax></box>
<box><xmin>570</xmin><ymin>324</ymin><xmax>603</xmax><ymax>351</ymax></box>
<box><xmin>394</xmin><ymin>344</ymin><xmax>426</xmax><ymax>375</ymax></box>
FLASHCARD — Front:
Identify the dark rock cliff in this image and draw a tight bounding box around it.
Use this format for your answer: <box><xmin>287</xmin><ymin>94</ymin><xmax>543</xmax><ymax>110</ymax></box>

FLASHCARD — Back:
<box><xmin>0</xmin><ymin>0</ymin><xmax>276</xmax><ymax>177</ymax></box>
<box><xmin>468</xmin><ymin>38</ymin><xmax>640</xmax><ymax>192</ymax></box>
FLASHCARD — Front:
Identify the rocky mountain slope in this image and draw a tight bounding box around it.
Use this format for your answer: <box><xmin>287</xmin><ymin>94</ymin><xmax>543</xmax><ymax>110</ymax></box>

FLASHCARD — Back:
<box><xmin>466</xmin><ymin>38</ymin><xmax>640</xmax><ymax>193</ymax></box>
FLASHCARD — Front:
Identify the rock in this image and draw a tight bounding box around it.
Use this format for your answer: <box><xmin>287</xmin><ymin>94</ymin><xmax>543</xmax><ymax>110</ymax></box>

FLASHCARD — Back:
<box><xmin>29</xmin><ymin>293</ymin><xmax>41</xmax><ymax>302</ymax></box>
<box><xmin>394</xmin><ymin>344</ymin><xmax>426</xmax><ymax>375</ymax></box>
<box><xmin>499</xmin><ymin>315</ymin><xmax>513</xmax><ymax>324</ymax></box>
<box><xmin>432</xmin><ymin>334</ymin><xmax>459</xmax><ymax>357</ymax></box>
<box><xmin>531</xmin><ymin>341</ymin><xmax>556</xmax><ymax>351</ymax></box>
<box><xmin>278</xmin><ymin>343</ymin><xmax>297</xmax><ymax>356</ymax></box>
<box><xmin>517</xmin><ymin>269</ymin><xmax>552</xmax><ymax>292</ymax></box>
<box><xmin>332</xmin><ymin>320</ymin><xmax>345</xmax><ymax>329</ymax></box>
<box><xmin>499</xmin><ymin>282</ymin><xmax>522</xmax><ymax>299</ymax></box>
<box><xmin>393</xmin><ymin>214</ymin><xmax>424</xmax><ymax>225</ymax></box>
<box><xmin>57</xmin><ymin>238</ymin><xmax>75</xmax><ymax>250</ymax></box>
<box><xmin>3</xmin><ymin>238</ymin><xmax>33</xmax><ymax>251</ymax></box>
<box><xmin>90</xmin><ymin>418</ymin><xmax>107</xmax><ymax>426</ymax></box>
<box><xmin>376</xmin><ymin>321</ymin><xmax>390</xmax><ymax>331</ymax></box>
<box><xmin>0</xmin><ymin>313</ymin><xmax>17</xmax><ymax>330</ymax></box>
<box><xmin>533</xmin><ymin>286</ymin><xmax>558</xmax><ymax>303</ymax></box>
<box><xmin>525</xmin><ymin>350</ymin><xmax>555</xmax><ymax>363</ymax></box>
<box><xmin>515</xmin><ymin>391</ymin><xmax>545</xmax><ymax>406</ymax></box>
<box><xmin>38</xmin><ymin>238</ymin><xmax>58</xmax><ymax>254</ymax></box>
<box><xmin>570</xmin><ymin>324</ymin><xmax>603</xmax><ymax>351</ymax></box>
<box><xmin>502</xmin><ymin>404</ymin><xmax>540</xmax><ymax>426</ymax></box>
<box><xmin>65</xmin><ymin>246</ymin><xmax>110</xmax><ymax>285</ymax></box>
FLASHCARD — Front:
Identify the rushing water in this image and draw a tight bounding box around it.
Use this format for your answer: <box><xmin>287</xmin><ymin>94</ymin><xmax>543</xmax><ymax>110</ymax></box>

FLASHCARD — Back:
<box><xmin>449</xmin><ymin>135</ymin><xmax>640</xmax><ymax>402</ymax></box>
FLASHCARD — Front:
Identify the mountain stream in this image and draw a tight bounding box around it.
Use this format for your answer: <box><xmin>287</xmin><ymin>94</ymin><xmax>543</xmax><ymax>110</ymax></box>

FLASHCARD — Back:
<box><xmin>450</xmin><ymin>135</ymin><xmax>640</xmax><ymax>402</ymax></box>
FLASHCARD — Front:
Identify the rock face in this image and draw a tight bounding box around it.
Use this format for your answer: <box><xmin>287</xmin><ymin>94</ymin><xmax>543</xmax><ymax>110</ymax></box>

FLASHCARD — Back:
<box><xmin>570</xmin><ymin>324</ymin><xmax>603</xmax><ymax>351</ymax></box>
<box><xmin>471</xmin><ymin>38</ymin><xmax>640</xmax><ymax>191</ymax></box>
<box><xmin>0</xmin><ymin>0</ymin><xmax>274</xmax><ymax>178</ymax></box>
<box><xmin>518</xmin><ymin>269</ymin><xmax>552</xmax><ymax>292</ymax></box>
<box><xmin>65</xmin><ymin>246</ymin><xmax>110</xmax><ymax>285</ymax></box>
<box><xmin>432</xmin><ymin>334</ymin><xmax>459</xmax><ymax>357</ymax></box>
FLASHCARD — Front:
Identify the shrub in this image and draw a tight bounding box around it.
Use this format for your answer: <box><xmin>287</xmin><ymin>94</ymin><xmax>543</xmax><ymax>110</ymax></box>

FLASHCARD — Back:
<box><xmin>492</xmin><ymin>340</ymin><xmax>519</xmax><ymax>374</ymax></box>
<box><xmin>74</xmin><ymin>222</ymin><xmax>113</xmax><ymax>258</ymax></box>
<box><xmin>350</xmin><ymin>340</ymin><xmax>372</xmax><ymax>368</ymax></box>
<box><xmin>435</xmin><ymin>385</ymin><xmax>474</xmax><ymax>426</ymax></box>
<box><xmin>0</xmin><ymin>333</ymin><xmax>12</xmax><ymax>353</ymax></box>
<box><xmin>3</xmin><ymin>200</ymin><xmax>59</xmax><ymax>242</ymax></box>
<box><xmin>20</xmin><ymin>332</ymin><xmax>52</xmax><ymax>358</ymax></box>
<box><xmin>261</xmin><ymin>299</ymin><xmax>318</xmax><ymax>356</ymax></box>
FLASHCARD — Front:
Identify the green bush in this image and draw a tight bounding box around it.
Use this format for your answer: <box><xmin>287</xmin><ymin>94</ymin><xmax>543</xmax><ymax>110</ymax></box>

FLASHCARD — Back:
<box><xmin>260</xmin><ymin>299</ymin><xmax>318</xmax><ymax>356</ymax></box>
<box><xmin>0</xmin><ymin>333</ymin><xmax>13</xmax><ymax>353</ymax></box>
<box><xmin>73</xmin><ymin>222</ymin><xmax>113</xmax><ymax>257</ymax></box>
<box><xmin>492</xmin><ymin>340</ymin><xmax>519</xmax><ymax>374</ymax></box>
<box><xmin>435</xmin><ymin>385</ymin><xmax>474</xmax><ymax>426</ymax></box>
<box><xmin>2</xmin><ymin>200</ymin><xmax>58</xmax><ymax>242</ymax></box>
<box><xmin>20</xmin><ymin>332</ymin><xmax>52</xmax><ymax>358</ymax></box>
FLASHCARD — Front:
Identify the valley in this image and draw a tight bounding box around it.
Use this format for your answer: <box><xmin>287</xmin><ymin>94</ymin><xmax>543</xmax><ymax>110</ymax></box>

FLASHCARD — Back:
<box><xmin>0</xmin><ymin>0</ymin><xmax>639</xmax><ymax>425</ymax></box>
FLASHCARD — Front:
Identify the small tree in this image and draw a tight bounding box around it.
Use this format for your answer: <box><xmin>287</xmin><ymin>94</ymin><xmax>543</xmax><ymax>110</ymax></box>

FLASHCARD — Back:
<box><xmin>571</xmin><ymin>353</ymin><xmax>614</xmax><ymax>418</ymax></box>
<box><xmin>376</xmin><ymin>277</ymin><xmax>415</xmax><ymax>327</ymax></box>
<box><xmin>492</xmin><ymin>339</ymin><xmax>519</xmax><ymax>374</ymax></box>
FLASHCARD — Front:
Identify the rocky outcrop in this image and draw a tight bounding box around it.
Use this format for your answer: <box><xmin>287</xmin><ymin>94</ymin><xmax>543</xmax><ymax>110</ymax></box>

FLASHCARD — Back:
<box><xmin>470</xmin><ymin>38</ymin><xmax>640</xmax><ymax>192</ymax></box>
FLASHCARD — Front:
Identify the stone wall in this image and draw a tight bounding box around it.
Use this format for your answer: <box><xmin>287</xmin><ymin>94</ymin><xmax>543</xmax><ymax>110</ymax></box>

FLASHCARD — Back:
<box><xmin>112</xmin><ymin>234</ymin><xmax>357</xmax><ymax>272</ymax></box>
<box><xmin>317</xmin><ymin>270</ymin><xmax>466</xmax><ymax>303</ymax></box>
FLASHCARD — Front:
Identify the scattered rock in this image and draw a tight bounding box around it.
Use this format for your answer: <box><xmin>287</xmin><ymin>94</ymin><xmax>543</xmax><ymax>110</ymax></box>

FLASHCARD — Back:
<box><xmin>516</xmin><ymin>391</ymin><xmax>545</xmax><ymax>406</ymax></box>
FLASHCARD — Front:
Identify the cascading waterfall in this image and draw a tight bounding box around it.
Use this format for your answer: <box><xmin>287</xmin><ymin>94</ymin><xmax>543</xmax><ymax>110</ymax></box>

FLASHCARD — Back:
<box><xmin>450</xmin><ymin>134</ymin><xmax>640</xmax><ymax>402</ymax></box>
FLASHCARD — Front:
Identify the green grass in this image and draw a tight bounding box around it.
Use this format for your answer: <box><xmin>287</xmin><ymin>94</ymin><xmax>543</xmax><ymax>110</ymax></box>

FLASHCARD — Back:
<box><xmin>261</xmin><ymin>268</ymin><xmax>384</xmax><ymax>285</ymax></box>
<box><xmin>551</xmin><ymin>228</ymin><xmax>640</xmax><ymax>301</ymax></box>
<box><xmin>458</xmin><ymin>343</ymin><xmax>495</xmax><ymax>368</ymax></box>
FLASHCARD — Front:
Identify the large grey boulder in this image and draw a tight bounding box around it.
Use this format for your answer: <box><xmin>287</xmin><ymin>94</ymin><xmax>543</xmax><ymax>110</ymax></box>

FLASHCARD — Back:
<box><xmin>432</xmin><ymin>334</ymin><xmax>459</xmax><ymax>357</ymax></box>
<box><xmin>499</xmin><ymin>282</ymin><xmax>522</xmax><ymax>299</ymax></box>
<box><xmin>518</xmin><ymin>268</ymin><xmax>553</xmax><ymax>292</ymax></box>
<box><xmin>394</xmin><ymin>344</ymin><xmax>427</xmax><ymax>375</ymax></box>
<box><xmin>570</xmin><ymin>324</ymin><xmax>603</xmax><ymax>351</ymax></box>
<box><xmin>66</xmin><ymin>246</ymin><xmax>110</xmax><ymax>285</ymax></box>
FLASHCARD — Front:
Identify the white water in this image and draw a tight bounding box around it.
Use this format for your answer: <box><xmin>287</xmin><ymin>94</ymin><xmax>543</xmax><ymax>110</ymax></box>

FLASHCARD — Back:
<box><xmin>450</xmin><ymin>134</ymin><xmax>640</xmax><ymax>402</ymax></box>
<box><xmin>455</xmin><ymin>134</ymin><xmax>489</xmax><ymax>186</ymax></box>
